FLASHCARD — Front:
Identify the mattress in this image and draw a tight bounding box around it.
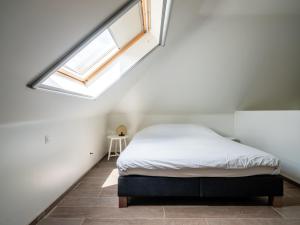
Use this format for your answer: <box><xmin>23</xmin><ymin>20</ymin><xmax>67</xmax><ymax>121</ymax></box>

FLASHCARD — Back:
<box><xmin>120</xmin><ymin>167</ymin><xmax>280</xmax><ymax>177</ymax></box>
<box><xmin>117</xmin><ymin>124</ymin><xmax>280</xmax><ymax>177</ymax></box>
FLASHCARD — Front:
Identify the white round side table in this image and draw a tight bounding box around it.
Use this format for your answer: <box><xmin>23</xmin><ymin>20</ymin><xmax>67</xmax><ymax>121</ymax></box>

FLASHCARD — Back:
<box><xmin>107</xmin><ymin>135</ymin><xmax>128</xmax><ymax>160</ymax></box>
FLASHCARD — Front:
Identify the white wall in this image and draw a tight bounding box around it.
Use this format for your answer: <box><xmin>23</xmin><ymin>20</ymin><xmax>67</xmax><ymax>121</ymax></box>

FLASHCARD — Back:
<box><xmin>235</xmin><ymin>111</ymin><xmax>300</xmax><ymax>183</ymax></box>
<box><xmin>0</xmin><ymin>1</ymin><xmax>299</xmax><ymax>225</ymax></box>
<box><xmin>0</xmin><ymin>0</ymin><xmax>299</xmax><ymax>124</ymax></box>
<box><xmin>0</xmin><ymin>115</ymin><xmax>107</xmax><ymax>225</ymax></box>
<box><xmin>111</xmin><ymin>0</ymin><xmax>300</xmax><ymax>115</ymax></box>
<box><xmin>108</xmin><ymin>114</ymin><xmax>234</xmax><ymax>137</ymax></box>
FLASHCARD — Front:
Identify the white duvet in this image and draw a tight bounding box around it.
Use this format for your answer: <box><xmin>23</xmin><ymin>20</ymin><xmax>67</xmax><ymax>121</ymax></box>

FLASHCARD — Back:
<box><xmin>117</xmin><ymin>124</ymin><xmax>279</xmax><ymax>174</ymax></box>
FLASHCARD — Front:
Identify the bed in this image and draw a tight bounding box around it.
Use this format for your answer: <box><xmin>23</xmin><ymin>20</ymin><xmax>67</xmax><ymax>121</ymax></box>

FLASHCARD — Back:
<box><xmin>116</xmin><ymin>124</ymin><xmax>283</xmax><ymax>207</ymax></box>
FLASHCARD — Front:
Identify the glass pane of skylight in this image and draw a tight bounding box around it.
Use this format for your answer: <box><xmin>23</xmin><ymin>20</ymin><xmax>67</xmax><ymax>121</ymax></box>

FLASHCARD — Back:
<box><xmin>62</xmin><ymin>30</ymin><xmax>118</xmax><ymax>78</ymax></box>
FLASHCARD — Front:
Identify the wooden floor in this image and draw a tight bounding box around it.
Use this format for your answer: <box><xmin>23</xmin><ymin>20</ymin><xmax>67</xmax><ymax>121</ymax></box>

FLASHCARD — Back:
<box><xmin>38</xmin><ymin>157</ymin><xmax>300</xmax><ymax>225</ymax></box>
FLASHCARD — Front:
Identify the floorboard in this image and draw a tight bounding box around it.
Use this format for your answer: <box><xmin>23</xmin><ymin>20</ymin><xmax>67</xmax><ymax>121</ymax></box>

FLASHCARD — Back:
<box><xmin>37</xmin><ymin>156</ymin><xmax>300</xmax><ymax>225</ymax></box>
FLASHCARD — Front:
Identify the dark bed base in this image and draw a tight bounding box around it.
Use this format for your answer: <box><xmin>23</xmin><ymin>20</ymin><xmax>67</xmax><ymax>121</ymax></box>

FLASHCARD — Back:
<box><xmin>118</xmin><ymin>175</ymin><xmax>283</xmax><ymax>208</ymax></box>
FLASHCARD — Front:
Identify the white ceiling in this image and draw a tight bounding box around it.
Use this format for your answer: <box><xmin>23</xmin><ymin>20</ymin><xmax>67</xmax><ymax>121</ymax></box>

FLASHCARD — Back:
<box><xmin>111</xmin><ymin>0</ymin><xmax>300</xmax><ymax>114</ymax></box>
<box><xmin>0</xmin><ymin>0</ymin><xmax>300</xmax><ymax>124</ymax></box>
<box><xmin>196</xmin><ymin>0</ymin><xmax>300</xmax><ymax>16</ymax></box>
<box><xmin>0</xmin><ymin>0</ymin><xmax>129</xmax><ymax>124</ymax></box>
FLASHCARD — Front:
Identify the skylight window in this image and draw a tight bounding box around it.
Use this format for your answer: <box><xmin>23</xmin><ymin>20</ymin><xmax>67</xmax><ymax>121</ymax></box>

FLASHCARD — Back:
<box><xmin>59</xmin><ymin>30</ymin><xmax>119</xmax><ymax>81</ymax></box>
<box><xmin>29</xmin><ymin>0</ymin><xmax>172</xmax><ymax>99</ymax></box>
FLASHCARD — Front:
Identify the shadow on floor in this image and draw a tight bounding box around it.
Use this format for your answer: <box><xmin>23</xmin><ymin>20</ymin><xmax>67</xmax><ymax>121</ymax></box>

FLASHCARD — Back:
<box><xmin>129</xmin><ymin>196</ymin><xmax>269</xmax><ymax>206</ymax></box>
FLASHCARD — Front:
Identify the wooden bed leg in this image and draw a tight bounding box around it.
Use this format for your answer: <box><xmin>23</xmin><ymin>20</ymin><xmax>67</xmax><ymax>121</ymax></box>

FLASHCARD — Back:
<box><xmin>269</xmin><ymin>196</ymin><xmax>283</xmax><ymax>207</ymax></box>
<box><xmin>119</xmin><ymin>197</ymin><xmax>128</xmax><ymax>208</ymax></box>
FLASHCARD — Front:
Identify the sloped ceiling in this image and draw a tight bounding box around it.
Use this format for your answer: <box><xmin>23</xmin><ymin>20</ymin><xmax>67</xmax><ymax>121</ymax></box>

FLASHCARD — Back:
<box><xmin>111</xmin><ymin>0</ymin><xmax>300</xmax><ymax>114</ymax></box>
<box><xmin>0</xmin><ymin>0</ymin><xmax>130</xmax><ymax>124</ymax></box>
<box><xmin>0</xmin><ymin>0</ymin><xmax>300</xmax><ymax>124</ymax></box>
